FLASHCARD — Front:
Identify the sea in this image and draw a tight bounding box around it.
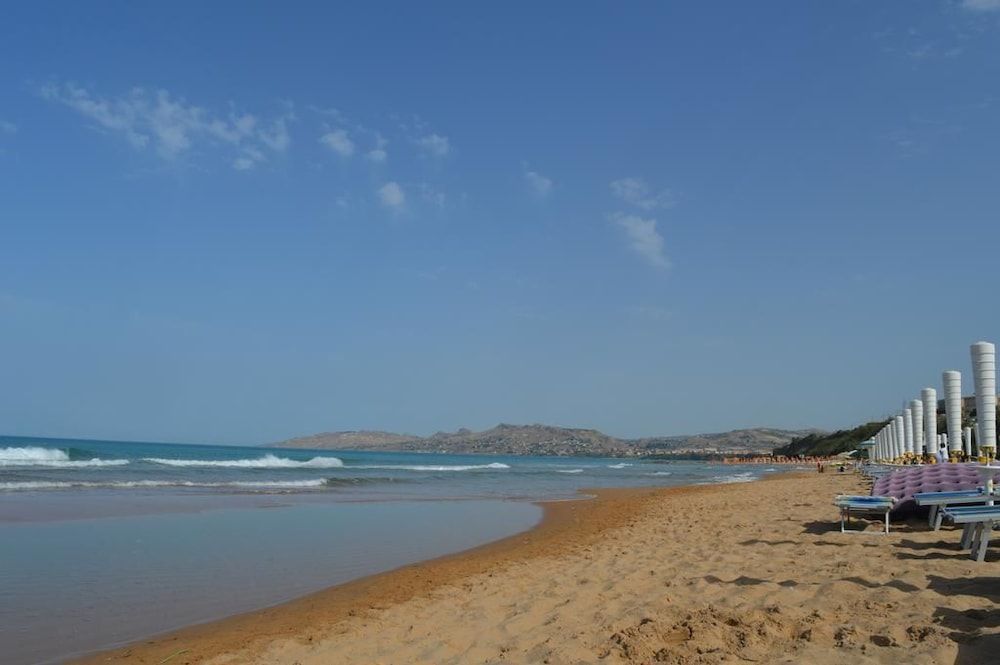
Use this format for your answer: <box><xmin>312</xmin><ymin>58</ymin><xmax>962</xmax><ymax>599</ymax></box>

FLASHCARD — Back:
<box><xmin>0</xmin><ymin>435</ymin><xmax>791</xmax><ymax>664</ymax></box>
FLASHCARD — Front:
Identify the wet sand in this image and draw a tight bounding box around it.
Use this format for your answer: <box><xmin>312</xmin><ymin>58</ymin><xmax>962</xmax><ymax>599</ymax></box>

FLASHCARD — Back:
<box><xmin>76</xmin><ymin>472</ymin><xmax>1000</xmax><ymax>664</ymax></box>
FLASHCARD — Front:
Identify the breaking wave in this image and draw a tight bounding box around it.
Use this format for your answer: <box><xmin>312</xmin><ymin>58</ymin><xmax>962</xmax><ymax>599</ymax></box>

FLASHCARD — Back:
<box><xmin>711</xmin><ymin>472</ymin><xmax>758</xmax><ymax>484</ymax></box>
<box><xmin>0</xmin><ymin>479</ymin><xmax>330</xmax><ymax>491</ymax></box>
<box><xmin>556</xmin><ymin>468</ymin><xmax>584</xmax><ymax>474</ymax></box>
<box><xmin>0</xmin><ymin>446</ymin><xmax>129</xmax><ymax>468</ymax></box>
<box><xmin>323</xmin><ymin>476</ymin><xmax>404</xmax><ymax>486</ymax></box>
<box><xmin>354</xmin><ymin>462</ymin><xmax>510</xmax><ymax>472</ymax></box>
<box><xmin>607</xmin><ymin>463</ymin><xmax>632</xmax><ymax>469</ymax></box>
<box><xmin>143</xmin><ymin>454</ymin><xmax>344</xmax><ymax>469</ymax></box>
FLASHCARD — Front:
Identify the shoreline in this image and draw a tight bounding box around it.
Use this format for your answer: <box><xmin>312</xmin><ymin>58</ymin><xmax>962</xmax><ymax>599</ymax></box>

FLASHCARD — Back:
<box><xmin>72</xmin><ymin>482</ymin><xmax>720</xmax><ymax>664</ymax></box>
<box><xmin>74</xmin><ymin>470</ymin><xmax>999</xmax><ymax>664</ymax></box>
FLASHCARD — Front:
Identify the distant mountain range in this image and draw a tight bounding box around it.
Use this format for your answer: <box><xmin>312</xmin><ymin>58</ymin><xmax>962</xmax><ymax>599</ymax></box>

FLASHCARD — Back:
<box><xmin>275</xmin><ymin>424</ymin><xmax>821</xmax><ymax>458</ymax></box>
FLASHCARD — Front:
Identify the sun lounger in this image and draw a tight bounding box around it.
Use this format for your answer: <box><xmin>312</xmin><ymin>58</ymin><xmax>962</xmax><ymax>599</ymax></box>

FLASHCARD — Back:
<box><xmin>859</xmin><ymin>465</ymin><xmax>892</xmax><ymax>480</ymax></box>
<box><xmin>862</xmin><ymin>466</ymin><xmax>893</xmax><ymax>478</ymax></box>
<box><xmin>835</xmin><ymin>495</ymin><xmax>896</xmax><ymax>535</ymax></box>
<box><xmin>940</xmin><ymin>505</ymin><xmax>1000</xmax><ymax>562</ymax></box>
<box><xmin>939</xmin><ymin>504</ymin><xmax>999</xmax><ymax>544</ymax></box>
<box><xmin>913</xmin><ymin>489</ymin><xmax>990</xmax><ymax>530</ymax></box>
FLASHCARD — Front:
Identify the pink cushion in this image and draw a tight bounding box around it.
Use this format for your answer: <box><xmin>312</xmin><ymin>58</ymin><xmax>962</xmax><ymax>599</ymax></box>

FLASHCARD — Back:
<box><xmin>871</xmin><ymin>464</ymin><xmax>997</xmax><ymax>518</ymax></box>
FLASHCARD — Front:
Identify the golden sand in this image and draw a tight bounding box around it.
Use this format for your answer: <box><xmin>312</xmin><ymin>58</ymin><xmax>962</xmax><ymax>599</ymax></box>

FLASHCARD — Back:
<box><xmin>77</xmin><ymin>472</ymin><xmax>999</xmax><ymax>664</ymax></box>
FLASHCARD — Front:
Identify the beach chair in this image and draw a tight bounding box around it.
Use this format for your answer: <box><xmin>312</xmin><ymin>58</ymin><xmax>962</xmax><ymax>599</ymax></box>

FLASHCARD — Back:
<box><xmin>913</xmin><ymin>489</ymin><xmax>990</xmax><ymax>531</ymax></box>
<box><xmin>835</xmin><ymin>495</ymin><xmax>896</xmax><ymax>535</ymax></box>
<box><xmin>939</xmin><ymin>505</ymin><xmax>1000</xmax><ymax>562</ymax></box>
<box><xmin>860</xmin><ymin>465</ymin><xmax>893</xmax><ymax>481</ymax></box>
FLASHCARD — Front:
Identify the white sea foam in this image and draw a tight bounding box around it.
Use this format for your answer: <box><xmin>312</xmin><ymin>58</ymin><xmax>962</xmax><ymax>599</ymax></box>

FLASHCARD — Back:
<box><xmin>355</xmin><ymin>462</ymin><xmax>510</xmax><ymax>472</ymax></box>
<box><xmin>143</xmin><ymin>454</ymin><xmax>344</xmax><ymax>469</ymax></box>
<box><xmin>0</xmin><ymin>478</ymin><xmax>329</xmax><ymax>491</ymax></box>
<box><xmin>0</xmin><ymin>446</ymin><xmax>69</xmax><ymax>462</ymax></box>
<box><xmin>607</xmin><ymin>463</ymin><xmax>632</xmax><ymax>469</ymax></box>
<box><xmin>648</xmin><ymin>471</ymin><xmax>672</xmax><ymax>476</ymax></box>
<box><xmin>0</xmin><ymin>446</ymin><xmax>129</xmax><ymax>468</ymax></box>
<box><xmin>556</xmin><ymin>468</ymin><xmax>584</xmax><ymax>474</ymax></box>
<box><xmin>711</xmin><ymin>472</ymin><xmax>757</xmax><ymax>484</ymax></box>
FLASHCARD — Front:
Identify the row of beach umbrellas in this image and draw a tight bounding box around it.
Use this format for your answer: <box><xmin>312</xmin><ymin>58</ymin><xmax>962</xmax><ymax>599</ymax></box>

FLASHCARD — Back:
<box><xmin>868</xmin><ymin>341</ymin><xmax>997</xmax><ymax>464</ymax></box>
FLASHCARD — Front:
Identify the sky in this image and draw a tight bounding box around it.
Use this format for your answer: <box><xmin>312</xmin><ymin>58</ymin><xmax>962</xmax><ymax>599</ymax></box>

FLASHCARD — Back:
<box><xmin>2</xmin><ymin>1</ymin><xmax>1000</xmax><ymax>445</ymax></box>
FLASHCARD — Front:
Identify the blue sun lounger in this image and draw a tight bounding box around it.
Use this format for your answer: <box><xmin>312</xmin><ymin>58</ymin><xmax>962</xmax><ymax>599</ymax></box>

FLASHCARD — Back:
<box><xmin>914</xmin><ymin>489</ymin><xmax>990</xmax><ymax>531</ymax></box>
<box><xmin>861</xmin><ymin>466</ymin><xmax>893</xmax><ymax>480</ymax></box>
<box><xmin>835</xmin><ymin>495</ymin><xmax>896</xmax><ymax>535</ymax></box>
<box><xmin>940</xmin><ymin>505</ymin><xmax>1000</xmax><ymax>562</ymax></box>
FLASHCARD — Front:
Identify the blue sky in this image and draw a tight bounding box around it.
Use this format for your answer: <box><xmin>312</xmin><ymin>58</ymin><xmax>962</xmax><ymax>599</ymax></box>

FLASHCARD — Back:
<box><xmin>2</xmin><ymin>1</ymin><xmax>1000</xmax><ymax>444</ymax></box>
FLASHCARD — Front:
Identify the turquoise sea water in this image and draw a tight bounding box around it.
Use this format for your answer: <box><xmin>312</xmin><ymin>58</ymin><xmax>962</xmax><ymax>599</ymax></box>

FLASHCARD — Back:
<box><xmin>0</xmin><ymin>435</ymin><xmax>774</xmax><ymax>502</ymax></box>
<box><xmin>0</xmin><ymin>435</ymin><xmax>788</xmax><ymax>664</ymax></box>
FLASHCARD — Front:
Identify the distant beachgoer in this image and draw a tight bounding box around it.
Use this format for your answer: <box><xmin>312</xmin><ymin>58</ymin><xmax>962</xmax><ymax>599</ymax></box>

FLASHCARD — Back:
<box><xmin>936</xmin><ymin>444</ymin><xmax>947</xmax><ymax>464</ymax></box>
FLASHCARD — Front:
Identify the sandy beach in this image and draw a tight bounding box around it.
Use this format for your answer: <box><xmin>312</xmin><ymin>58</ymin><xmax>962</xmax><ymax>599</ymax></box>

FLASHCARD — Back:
<box><xmin>77</xmin><ymin>472</ymin><xmax>999</xmax><ymax>665</ymax></box>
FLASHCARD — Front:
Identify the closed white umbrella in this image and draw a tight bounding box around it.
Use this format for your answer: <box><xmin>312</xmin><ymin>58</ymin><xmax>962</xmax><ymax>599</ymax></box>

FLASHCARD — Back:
<box><xmin>903</xmin><ymin>407</ymin><xmax>915</xmax><ymax>459</ymax></box>
<box><xmin>922</xmin><ymin>388</ymin><xmax>937</xmax><ymax>460</ymax></box>
<box><xmin>970</xmin><ymin>341</ymin><xmax>997</xmax><ymax>461</ymax></box>
<box><xmin>894</xmin><ymin>415</ymin><xmax>906</xmax><ymax>462</ymax></box>
<box><xmin>943</xmin><ymin>370</ymin><xmax>963</xmax><ymax>461</ymax></box>
<box><xmin>911</xmin><ymin>399</ymin><xmax>924</xmax><ymax>462</ymax></box>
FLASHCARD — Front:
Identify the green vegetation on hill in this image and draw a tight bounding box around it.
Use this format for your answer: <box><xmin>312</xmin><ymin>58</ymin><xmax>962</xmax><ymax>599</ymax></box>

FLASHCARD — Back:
<box><xmin>773</xmin><ymin>420</ymin><xmax>891</xmax><ymax>457</ymax></box>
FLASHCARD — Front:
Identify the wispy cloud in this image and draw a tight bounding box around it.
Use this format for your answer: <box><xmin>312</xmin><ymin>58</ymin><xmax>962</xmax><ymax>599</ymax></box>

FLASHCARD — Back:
<box><xmin>610</xmin><ymin>177</ymin><xmax>674</xmax><ymax>210</ymax></box>
<box><xmin>377</xmin><ymin>181</ymin><xmax>405</xmax><ymax>209</ymax></box>
<box><xmin>962</xmin><ymin>0</ymin><xmax>1000</xmax><ymax>11</ymax></box>
<box><xmin>523</xmin><ymin>166</ymin><xmax>552</xmax><ymax>197</ymax></box>
<box><xmin>307</xmin><ymin>105</ymin><xmax>348</xmax><ymax>122</ymax></box>
<box><xmin>884</xmin><ymin>128</ymin><xmax>920</xmax><ymax>155</ymax></box>
<box><xmin>0</xmin><ymin>120</ymin><xmax>16</xmax><ymax>134</ymax></box>
<box><xmin>610</xmin><ymin>212</ymin><xmax>669</xmax><ymax>269</ymax></box>
<box><xmin>259</xmin><ymin>114</ymin><xmax>291</xmax><ymax>152</ymax></box>
<box><xmin>415</xmin><ymin>133</ymin><xmax>450</xmax><ymax>157</ymax></box>
<box><xmin>40</xmin><ymin>82</ymin><xmax>292</xmax><ymax>170</ymax></box>
<box><xmin>367</xmin><ymin>134</ymin><xmax>388</xmax><ymax>163</ymax></box>
<box><xmin>419</xmin><ymin>183</ymin><xmax>446</xmax><ymax>208</ymax></box>
<box><xmin>319</xmin><ymin>128</ymin><xmax>355</xmax><ymax>157</ymax></box>
<box><xmin>233</xmin><ymin>148</ymin><xmax>264</xmax><ymax>171</ymax></box>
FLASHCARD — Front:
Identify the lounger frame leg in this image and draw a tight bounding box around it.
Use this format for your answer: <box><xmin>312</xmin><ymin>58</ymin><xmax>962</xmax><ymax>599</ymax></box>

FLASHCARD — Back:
<box><xmin>933</xmin><ymin>508</ymin><xmax>946</xmax><ymax>531</ymax></box>
<box><xmin>961</xmin><ymin>524</ymin><xmax>975</xmax><ymax>549</ymax></box>
<box><xmin>884</xmin><ymin>510</ymin><xmax>890</xmax><ymax>535</ymax></box>
<box><xmin>973</xmin><ymin>523</ymin><xmax>992</xmax><ymax>562</ymax></box>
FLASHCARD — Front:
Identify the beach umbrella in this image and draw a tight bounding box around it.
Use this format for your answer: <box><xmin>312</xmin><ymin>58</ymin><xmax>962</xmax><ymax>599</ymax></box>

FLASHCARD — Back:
<box><xmin>893</xmin><ymin>415</ymin><xmax>906</xmax><ymax>460</ymax></box>
<box><xmin>943</xmin><ymin>370</ymin><xmax>963</xmax><ymax>461</ymax></box>
<box><xmin>970</xmin><ymin>341</ymin><xmax>997</xmax><ymax>461</ymax></box>
<box><xmin>888</xmin><ymin>421</ymin><xmax>897</xmax><ymax>461</ymax></box>
<box><xmin>922</xmin><ymin>388</ymin><xmax>937</xmax><ymax>460</ymax></box>
<box><xmin>963</xmin><ymin>426</ymin><xmax>973</xmax><ymax>458</ymax></box>
<box><xmin>910</xmin><ymin>399</ymin><xmax>924</xmax><ymax>462</ymax></box>
<box><xmin>903</xmin><ymin>407</ymin><xmax>915</xmax><ymax>459</ymax></box>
